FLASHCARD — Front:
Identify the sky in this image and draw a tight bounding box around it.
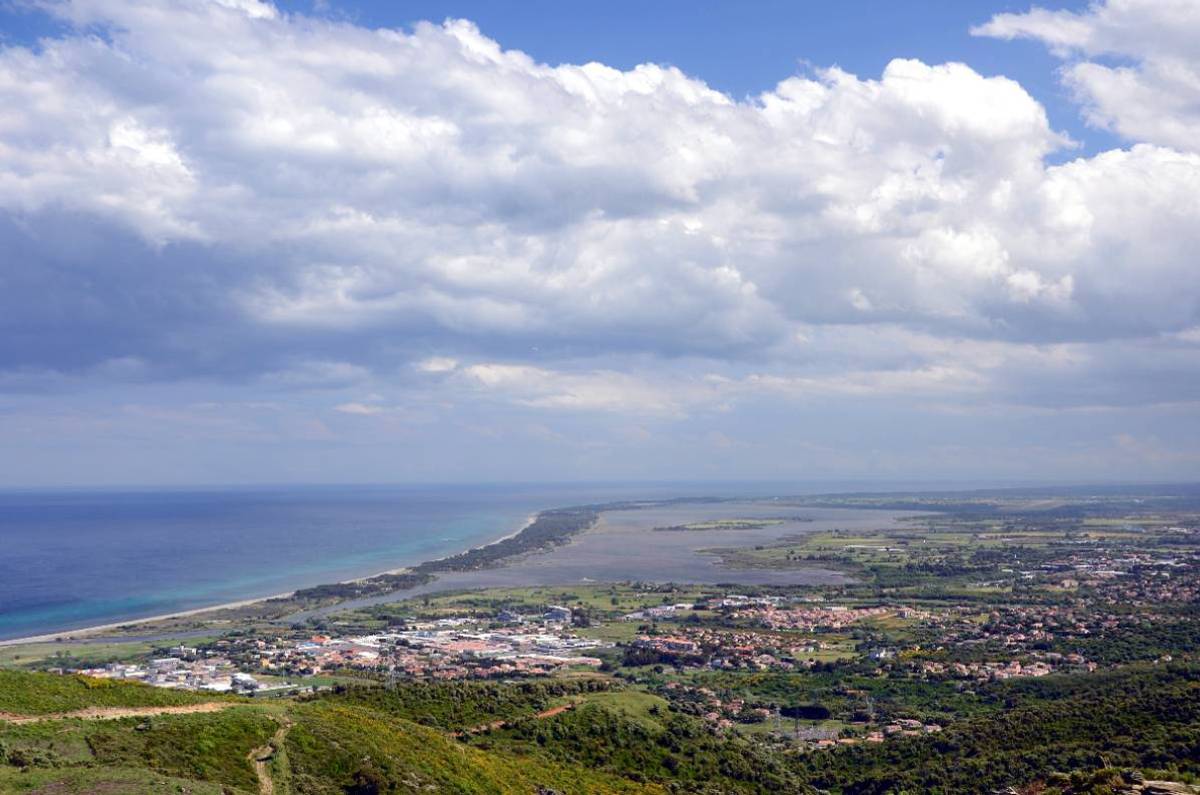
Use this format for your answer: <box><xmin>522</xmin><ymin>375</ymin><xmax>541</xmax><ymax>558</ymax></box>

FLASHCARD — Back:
<box><xmin>0</xmin><ymin>0</ymin><xmax>1198</xmax><ymax>488</ymax></box>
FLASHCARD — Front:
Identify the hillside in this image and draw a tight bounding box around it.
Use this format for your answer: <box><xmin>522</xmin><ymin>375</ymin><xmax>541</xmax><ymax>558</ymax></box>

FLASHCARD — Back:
<box><xmin>0</xmin><ymin>670</ymin><xmax>238</xmax><ymax>717</ymax></box>
<box><xmin>0</xmin><ymin>671</ymin><xmax>660</xmax><ymax>795</ymax></box>
<box><xmin>3</xmin><ymin>665</ymin><xmax>1200</xmax><ymax>794</ymax></box>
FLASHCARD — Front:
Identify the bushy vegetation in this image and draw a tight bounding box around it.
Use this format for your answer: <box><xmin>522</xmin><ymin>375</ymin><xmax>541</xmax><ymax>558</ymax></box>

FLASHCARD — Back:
<box><xmin>292</xmin><ymin>570</ymin><xmax>434</xmax><ymax>602</ymax></box>
<box><xmin>418</xmin><ymin>507</ymin><xmax>599</xmax><ymax>574</ymax></box>
<box><xmin>312</xmin><ymin>677</ymin><xmax>612</xmax><ymax>731</ymax></box>
<box><xmin>0</xmin><ymin>704</ymin><xmax>274</xmax><ymax>793</ymax></box>
<box><xmin>0</xmin><ymin>671</ymin><xmax>656</xmax><ymax>794</ymax></box>
<box><xmin>3</xmin><ymin>663</ymin><xmax>1200</xmax><ymax>795</ymax></box>
<box><xmin>796</xmin><ymin>664</ymin><xmax>1200</xmax><ymax>794</ymax></box>
<box><xmin>84</xmin><ymin>709</ymin><xmax>276</xmax><ymax>792</ymax></box>
<box><xmin>1048</xmin><ymin>618</ymin><xmax>1200</xmax><ymax>664</ymax></box>
<box><xmin>473</xmin><ymin>702</ymin><xmax>810</xmax><ymax>793</ymax></box>
<box><xmin>285</xmin><ymin>701</ymin><xmax>658</xmax><ymax>794</ymax></box>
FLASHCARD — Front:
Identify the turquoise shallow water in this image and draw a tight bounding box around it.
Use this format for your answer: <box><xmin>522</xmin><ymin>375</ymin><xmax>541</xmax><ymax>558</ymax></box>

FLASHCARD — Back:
<box><xmin>0</xmin><ymin>481</ymin><xmax>810</xmax><ymax>640</ymax></box>
<box><xmin>0</xmin><ymin>484</ymin><xmax>533</xmax><ymax>639</ymax></box>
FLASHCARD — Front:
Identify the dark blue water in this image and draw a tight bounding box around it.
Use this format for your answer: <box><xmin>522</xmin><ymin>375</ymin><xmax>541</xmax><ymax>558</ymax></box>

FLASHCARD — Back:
<box><xmin>0</xmin><ymin>481</ymin><xmax>825</xmax><ymax>640</ymax></box>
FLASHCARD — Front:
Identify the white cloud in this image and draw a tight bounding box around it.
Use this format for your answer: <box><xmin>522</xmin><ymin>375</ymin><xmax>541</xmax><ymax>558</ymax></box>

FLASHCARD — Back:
<box><xmin>974</xmin><ymin>0</ymin><xmax>1200</xmax><ymax>152</ymax></box>
<box><xmin>0</xmin><ymin>0</ymin><xmax>1197</xmax><ymax>428</ymax></box>
<box><xmin>0</xmin><ymin>4</ymin><xmax>1090</xmax><ymax>349</ymax></box>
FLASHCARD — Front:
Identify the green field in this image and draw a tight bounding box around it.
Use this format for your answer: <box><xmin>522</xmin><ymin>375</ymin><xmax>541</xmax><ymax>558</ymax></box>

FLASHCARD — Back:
<box><xmin>0</xmin><ymin>640</ymin><xmax>163</xmax><ymax>670</ymax></box>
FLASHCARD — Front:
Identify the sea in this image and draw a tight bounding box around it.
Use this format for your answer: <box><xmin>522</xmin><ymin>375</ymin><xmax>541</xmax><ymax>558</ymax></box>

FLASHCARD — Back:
<box><xmin>0</xmin><ymin>481</ymin><xmax>819</xmax><ymax>641</ymax></box>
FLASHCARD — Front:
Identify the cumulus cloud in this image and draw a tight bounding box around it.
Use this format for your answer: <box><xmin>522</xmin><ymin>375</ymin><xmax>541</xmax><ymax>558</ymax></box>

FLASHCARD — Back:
<box><xmin>973</xmin><ymin>0</ymin><xmax>1200</xmax><ymax>152</ymax></box>
<box><xmin>0</xmin><ymin>0</ymin><xmax>1198</xmax><ymax>435</ymax></box>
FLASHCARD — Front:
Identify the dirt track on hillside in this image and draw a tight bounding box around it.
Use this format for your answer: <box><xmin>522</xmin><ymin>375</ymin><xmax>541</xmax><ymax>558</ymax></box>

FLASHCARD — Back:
<box><xmin>0</xmin><ymin>702</ymin><xmax>237</xmax><ymax>724</ymax></box>
<box><xmin>455</xmin><ymin>701</ymin><xmax>577</xmax><ymax>737</ymax></box>
<box><xmin>248</xmin><ymin>718</ymin><xmax>292</xmax><ymax>795</ymax></box>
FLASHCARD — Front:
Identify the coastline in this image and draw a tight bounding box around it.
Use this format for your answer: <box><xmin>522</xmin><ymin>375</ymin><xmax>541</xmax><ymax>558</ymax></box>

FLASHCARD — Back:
<box><xmin>0</xmin><ymin>511</ymin><xmax>542</xmax><ymax>648</ymax></box>
<box><xmin>367</xmin><ymin>512</ymin><xmax>538</xmax><ymax>578</ymax></box>
<box><xmin>0</xmin><ymin>501</ymin><xmax>900</xmax><ymax>647</ymax></box>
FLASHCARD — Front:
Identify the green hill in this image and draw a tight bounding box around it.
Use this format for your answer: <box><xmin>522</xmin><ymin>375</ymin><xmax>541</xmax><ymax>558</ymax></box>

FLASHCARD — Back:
<box><xmin>0</xmin><ymin>671</ymin><xmax>659</xmax><ymax>794</ymax></box>
<box><xmin>286</xmin><ymin>701</ymin><xmax>657</xmax><ymax>794</ymax></box>
<box><xmin>3</xmin><ymin>667</ymin><xmax>1199</xmax><ymax>794</ymax></box>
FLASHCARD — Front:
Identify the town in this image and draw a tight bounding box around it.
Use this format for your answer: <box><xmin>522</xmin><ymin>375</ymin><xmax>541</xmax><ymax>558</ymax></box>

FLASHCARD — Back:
<box><xmin>62</xmin><ymin>604</ymin><xmax>609</xmax><ymax>694</ymax></box>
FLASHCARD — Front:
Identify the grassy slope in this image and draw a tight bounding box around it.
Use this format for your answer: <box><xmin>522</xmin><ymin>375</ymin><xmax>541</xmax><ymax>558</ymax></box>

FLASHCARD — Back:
<box><xmin>569</xmin><ymin>689</ymin><xmax>670</xmax><ymax>729</ymax></box>
<box><xmin>0</xmin><ymin>670</ymin><xmax>237</xmax><ymax>715</ymax></box>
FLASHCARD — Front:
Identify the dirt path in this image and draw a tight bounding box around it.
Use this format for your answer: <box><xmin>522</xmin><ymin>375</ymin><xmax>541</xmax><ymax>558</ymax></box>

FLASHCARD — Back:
<box><xmin>533</xmin><ymin>703</ymin><xmax>574</xmax><ymax>720</ymax></box>
<box><xmin>0</xmin><ymin>702</ymin><xmax>237</xmax><ymax>724</ymax></box>
<box><xmin>248</xmin><ymin>718</ymin><xmax>292</xmax><ymax>795</ymax></box>
<box><xmin>456</xmin><ymin>701</ymin><xmax>577</xmax><ymax>736</ymax></box>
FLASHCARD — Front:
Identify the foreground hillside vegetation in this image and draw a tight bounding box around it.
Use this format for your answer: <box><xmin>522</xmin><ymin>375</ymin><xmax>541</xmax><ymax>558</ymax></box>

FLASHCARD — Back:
<box><xmin>0</xmin><ymin>672</ymin><xmax>663</xmax><ymax>794</ymax></box>
<box><xmin>2</xmin><ymin>664</ymin><xmax>1198</xmax><ymax>794</ymax></box>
